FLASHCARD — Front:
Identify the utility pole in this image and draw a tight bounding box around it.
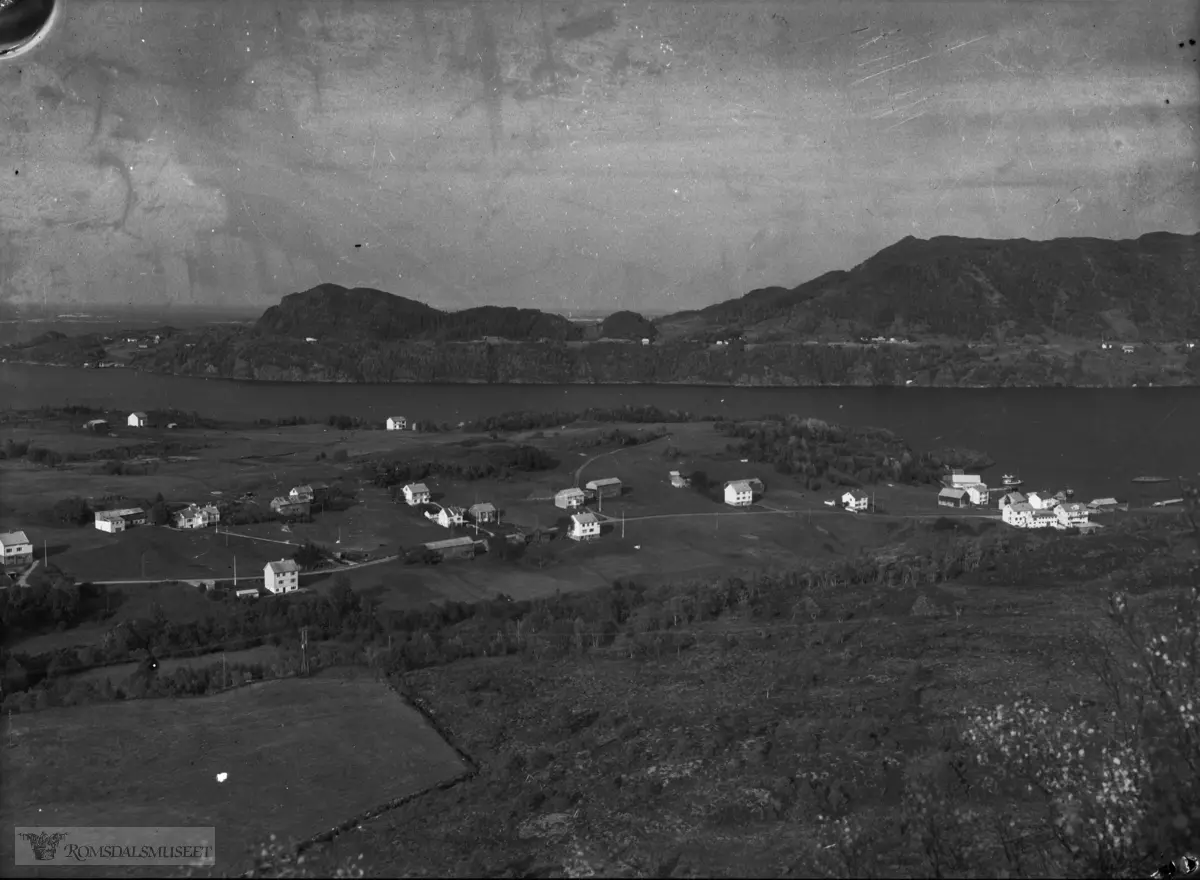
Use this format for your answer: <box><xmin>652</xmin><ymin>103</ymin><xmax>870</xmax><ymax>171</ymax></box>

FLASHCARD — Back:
<box><xmin>300</xmin><ymin>626</ymin><xmax>309</xmax><ymax>676</ymax></box>
<box><xmin>622</xmin><ymin>511</ymin><xmax>625</xmax><ymax>539</ymax></box>
<box><xmin>233</xmin><ymin>556</ymin><xmax>237</xmax><ymax>587</ymax></box>
<box><xmin>222</xmin><ymin>652</ymin><xmax>227</xmax><ymax>689</ymax></box>
<box><xmin>43</xmin><ymin>538</ymin><xmax>47</xmax><ymax>563</ymax></box>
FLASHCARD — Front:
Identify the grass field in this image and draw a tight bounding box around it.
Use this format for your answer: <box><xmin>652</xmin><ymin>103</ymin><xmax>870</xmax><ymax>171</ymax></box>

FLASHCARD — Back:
<box><xmin>0</xmin><ymin>672</ymin><xmax>468</xmax><ymax>877</ymax></box>
<box><xmin>65</xmin><ymin>644</ymin><xmax>283</xmax><ymax>688</ymax></box>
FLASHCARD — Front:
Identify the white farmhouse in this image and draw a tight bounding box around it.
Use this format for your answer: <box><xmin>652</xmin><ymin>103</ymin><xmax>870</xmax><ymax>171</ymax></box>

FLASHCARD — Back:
<box><xmin>127</xmin><ymin>411</ymin><xmax>147</xmax><ymax>427</ymax></box>
<box><xmin>555</xmin><ymin>488</ymin><xmax>586</xmax><ymax>510</ymax></box>
<box><xmin>1029</xmin><ymin>507</ymin><xmax>1058</xmax><ymax>529</ymax></box>
<box><xmin>569</xmin><ymin>512</ymin><xmax>601</xmax><ymax>541</ymax></box>
<box><xmin>94</xmin><ymin>508</ymin><xmax>148</xmax><ymax>533</ymax></box>
<box><xmin>386</xmin><ymin>416</ymin><xmax>407</xmax><ymax>431</ymax></box>
<box><xmin>0</xmin><ymin>530</ymin><xmax>33</xmax><ymax>568</ymax></box>
<box><xmin>1056</xmin><ymin>502</ymin><xmax>1090</xmax><ymax>528</ymax></box>
<box><xmin>669</xmin><ymin>470</ymin><xmax>689</xmax><ymax>488</ymax></box>
<box><xmin>436</xmin><ymin>506</ymin><xmax>466</xmax><ymax>528</ymax></box>
<box><xmin>264</xmin><ymin>559</ymin><xmax>300</xmax><ymax>594</ymax></box>
<box><xmin>1002</xmin><ymin>501</ymin><xmax>1034</xmax><ymax>528</ymax></box>
<box><xmin>724</xmin><ymin>480</ymin><xmax>753</xmax><ymax>507</ymax></box>
<box><xmin>402</xmin><ymin>483</ymin><xmax>431</xmax><ymax>506</ymax></box>
<box><xmin>841</xmin><ymin>490</ymin><xmax>869</xmax><ymax>512</ymax></box>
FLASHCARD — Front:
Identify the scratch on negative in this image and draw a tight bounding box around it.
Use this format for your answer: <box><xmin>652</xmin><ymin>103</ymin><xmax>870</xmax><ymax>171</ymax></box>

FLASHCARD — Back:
<box><xmin>886</xmin><ymin>112</ymin><xmax>926</xmax><ymax>132</ymax></box>
<box><xmin>851</xmin><ymin>35</ymin><xmax>987</xmax><ymax>87</ymax></box>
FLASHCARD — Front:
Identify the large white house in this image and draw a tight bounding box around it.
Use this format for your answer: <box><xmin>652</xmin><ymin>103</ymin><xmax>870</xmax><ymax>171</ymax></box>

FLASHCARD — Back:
<box><xmin>841</xmin><ymin>490</ymin><xmax>869</xmax><ymax>512</ymax></box>
<box><xmin>402</xmin><ymin>483</ymin><xmax>431</xmax><ymax>506</ymax></box>
<box><xmin>724</xmin><ymin>480</ymin><xmax>754</xmax><ymax>507</ymax></box>
<box><xmin>1056</xmin><ymin>502</ymin><xmax>1090</xmax><ymax>528</ymax></box>
<box><xmin>94</xmin><ymin>508</ymin><xmax>148</xmax><ymax>533</ymax></box>
<box><xmin>127</xmin><ymin>411</ymin><xmax>147</xmax><ymax>427</ymax></box>
<box><xmin>436</xmin><ymin>506</ymin><xmax>466</xmax><ymax>528</ymax></box>
<box><xmin>1029</xmin><ymin>507</ymin><xmax>1058</xmax><ymax>528</ymax></box>
<box><xmin>943</xmin><ymin>469</ymin><xmax>982</xmax><ymax>487</ymax></box>
<box><xmin>569</xmin><ymin>512</ymin><xmax>601</xmax><ymax>541</ymax></box>
<box><xmin>555</xmin><ymin>488</ymin><xmax>587</xmax><ymax>510</ymax></box>
<box><xmin>1002</xmin><ymin>501</ymin><xmax>1034</xmax><ymax>528</ymax></box>
<box><xmin>174</xmin><ymin>504</ymin><xmax>220</xmax><ymax>529</ymax></box>
<box><xmin>0</xmin><ymin>530</ymin><xmax>33</xmax><ymax>568</ymax></box>
<box><xmin>289</xmin><ymin>485</ymin><xmax>314</xmax><ymax>503</ymax></box>
<box><xmin>386</xmin><ymin>416</ymin><xmax>407</xmax><ymax>431</ymax></box>
<box><xmin>264</xmin><ymin>559</ymin><xmax>300</xmax><ymax>594</ymax></box>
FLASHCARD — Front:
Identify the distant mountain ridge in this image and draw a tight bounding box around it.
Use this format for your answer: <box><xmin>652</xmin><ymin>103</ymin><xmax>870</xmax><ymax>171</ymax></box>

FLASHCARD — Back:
<box><xmin>657</xmin><ymin>231</ymin><xmax>1200</xmax><ymax>342</ymax></box>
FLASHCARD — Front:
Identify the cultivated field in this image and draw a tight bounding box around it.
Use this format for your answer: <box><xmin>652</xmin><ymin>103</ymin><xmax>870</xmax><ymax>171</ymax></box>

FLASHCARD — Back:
<box><xmin>64</xmin><ymin>644</ymin><xmax>283</xmax><ymax>688</ymax></box>
<box><xmin>0</xmin><ymin>672</ymin><xmax>468</xmax><ymax>876</ymax></box>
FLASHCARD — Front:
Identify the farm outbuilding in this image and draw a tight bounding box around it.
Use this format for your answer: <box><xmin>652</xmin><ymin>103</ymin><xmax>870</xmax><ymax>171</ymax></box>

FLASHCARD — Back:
<box><xmin>424</xmin><ymin>536</ymin><xmax>481</xmax><ymax>561</ymax></box>
<box><xmin>585</xmin><ymin>477</ymin><xmax>622</xmax><ymax>499</ymax></box>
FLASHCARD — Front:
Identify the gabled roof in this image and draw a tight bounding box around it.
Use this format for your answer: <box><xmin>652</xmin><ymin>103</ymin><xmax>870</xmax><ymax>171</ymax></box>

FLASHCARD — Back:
<box><xmin>585</xmin><ymin>477</ymin><xmax>622</xmax><ymax>487</ymax></box>
<box><xmin>556</xmin><ymin>487</ymin><xmax>585</xmax><ymax>496</ymax></box>
<box><xmin>725</xmin><ymin>480</ymin><xmax>753</xmax><ymax>492</ymax></box>
<box><xmin>387</xmin><ymin>415</ymin><xmax>406</xmax><ymax>421</ymax></box>
<box><xmin>843</xmin><ymin>489</ymin><xmax>868</xmax><ymax>499</ymax></box>
<box><xmin>939</xmin><ymin>487</ymin><xmax>968</xmax><ymax>498</ymax></box>
<box><xmin>572</xmin><ymin>512</ymin><xmax>599</xmax><ymax>525</ymax></box>
<box><xmin>0</xmin><ymin>530</ymin><xmax>30</xmax><ymax>546</ymax></box>
<box><xmin>95</xmin><ymin>507</ymin><xmax>145</xmax><ymax>518</ymax></box>
<box><xmin>266</xmin><ymin>559</ymin><xmax>300</xmax><ymax>574</ymax></box>
<box><xmin>291</xmin><ymin>484</ymin><xmax>313</xmax><ymax>494</ymax></box>
<box><xmin>440</xmin><ymin>506</ymin><xmax>465</xmax><ymax>516</ymax></box>
<box><xmin>470</xmin><ymin>502</ymin><xmax>496</xmax><ymax>512</ymax></box>
<box><xmin>1089</xmin><ymin>497</ymin><xmax>1119</xmax><ymax>506</ymax></box>
<box><xmin>1008</xmin><ymin>502</ymin><xmax>1034</xmax><ymax>513</ymax></box>
<box><xmin>129</xmin><ymin>411</ymin><xmax>147</xmax><ymax>418</ymax></box>
<box><xmin>405</xmin><ymin>482</ymin><xmax>430</xmax><ymax>494</ymax></box>
<box><xmin>1059</xmin><ymin>502</ymin><xmax>1088</xmax><ymax>513</ymax></box>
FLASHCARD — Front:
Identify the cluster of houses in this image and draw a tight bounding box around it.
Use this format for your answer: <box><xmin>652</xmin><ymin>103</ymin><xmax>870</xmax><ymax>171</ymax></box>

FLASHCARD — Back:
<box><xmin>551</xmin><ymin>478</ymin><xmax>622</xmax><ymax>540</ymax></box>
<box><xmin>397</xmin><ymin>481</ymin><xmax>499</xmax><ymax>558</ymax></box>
<box><xmin>998</xmin><ymin>489</ymin><xmax>1103</xmax><ymax>532</ymax></box>
<box><xmin>270</xmin><ymin>483</ymin><xmax>330</xmax><ymax>518</ymax></box>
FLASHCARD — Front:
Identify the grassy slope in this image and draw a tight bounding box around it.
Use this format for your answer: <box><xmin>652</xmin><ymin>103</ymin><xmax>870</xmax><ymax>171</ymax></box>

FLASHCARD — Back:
<box><xmin>304</xmin><ymin>575</ymin><xmax>1126</xmax><ymax>877</ymax></box>
<box><xmin>0</xmin><ymin>673</ymin><xmax>467</xmax><ymax>877</ymax></box>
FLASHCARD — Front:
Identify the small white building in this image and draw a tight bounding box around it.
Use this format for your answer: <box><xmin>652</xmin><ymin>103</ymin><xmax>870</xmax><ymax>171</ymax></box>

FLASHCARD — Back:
<box><xmin>386</xmin><ymin>416</ymin><xmax>407</xmax><ymax>431</ymax></box>
<box><xmin>841</xmin><ymin>489</ymin><xmax>869</xmax><ymax>512</ymax></box>
<box><xmin>1003</xmin><ymin>501</ymin><xmax>1034</xmax><ymax>528</ymax></box>
<box><xmin>555</xmin><ymin>488</ymin><xmax>587</xmax><ymax>510</ymax></box>
<box><xmin>468</xmin><ymin>502</ymin><xmax>497</xmax><ymax>523</ymax></box>
<box><xmin>585</xmin><ymin>477</ymin><xmax>622</xmax><ymax>499</ymax></box>
<box><xmin>127</xmin><ymin>411</ymin><xmax>147</xmax><ymax>427</ymax></box>
<box><xmin>724</xmin><ymin>480</ymin><xmax>754</xmax><ymax>507</ymax></box>
<box><xmin>436</xmin><ymin>506</ymin><xmax>466</xmax><ymax>528</ymax></box>
<box><xmin>1087</xmin><ymin>497</ymin><xmax>1121</xmax><ymax>511</ymax></box>
<box><xmin>569</xmin><ymin>511</ymin><xmax>601</xmax><ymax>541</ymax></box>
<box><xmin>0</xmin><ymin>530</ymin><xmax>33</xmax><ymax>568</ymax></box>
<box><xmin>1056</xmin><ymin>502</ymin><xmax>1090</xmax><ymax>528</ymax></box>
<box><xmin>641</xmin><ymin>338</ymin><xmax>651</xmax><ymax>346</ymax></box>
<box><xmin>289</xmin><ymin>485</ymin><xmax>314</xmax><ymax>503</ymax></box>
<box><xmin>402</xmin><ymin>483</ymin><xmax>431</xmax><ymax>506</ymax></box>
<box><xmin>264</xmin><ymin>559</ymin><xmax>300</xmax><ymax>594</ymax></box>
<box><xmin>94</xmin><ymin>508</ymin><xmax>148</xmax><ymax>533</ymax></box>
<box><xmin>174</xmin><ymin>503</ymin><xmax>220</xmax><ymax>529</ymax></box>
<box><xmin>963</xmin><ymin>483</ymin><xmax>990</xmax><ymax>506</ymax></box>
<box><xmin>1026</xmin><ymin>491</ymin><xmax>1060</xmax><ymax>511</ymax></box>
<box><xmin>669</xmin><ymin>470</ymin><xmax>689</xmax><ymax>488</ymax></box>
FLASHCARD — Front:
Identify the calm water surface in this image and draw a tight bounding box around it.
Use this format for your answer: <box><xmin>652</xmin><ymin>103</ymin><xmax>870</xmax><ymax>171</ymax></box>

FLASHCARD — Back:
<box><xmin>1</xmin><ymin>362</ymin><xmax>1194</xmax><ymax>502</ymax></box>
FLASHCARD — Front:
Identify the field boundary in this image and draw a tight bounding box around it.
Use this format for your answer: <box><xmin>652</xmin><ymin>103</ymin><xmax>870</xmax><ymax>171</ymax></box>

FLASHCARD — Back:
<box><xmin>287</xmin><ymin>675</ymin><xmax>480</xmax><ymax>864</ymax></box>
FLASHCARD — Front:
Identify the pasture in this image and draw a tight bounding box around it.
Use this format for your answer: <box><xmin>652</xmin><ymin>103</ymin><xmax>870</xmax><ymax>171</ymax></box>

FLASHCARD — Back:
<box><xmin>0</xmin><ymin>673</ymin><xmax>468</xmax><ymax>877</ymax></box>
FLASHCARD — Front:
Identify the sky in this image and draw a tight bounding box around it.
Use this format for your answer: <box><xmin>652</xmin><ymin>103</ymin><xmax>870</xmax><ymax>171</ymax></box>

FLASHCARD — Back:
<box><xmin>0</xmin><ymin>0</ymin><xmax>1197</xmax><ymax>315</ymax></box>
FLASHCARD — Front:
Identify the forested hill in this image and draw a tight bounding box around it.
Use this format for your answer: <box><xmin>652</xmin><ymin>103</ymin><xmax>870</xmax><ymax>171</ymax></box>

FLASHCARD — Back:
<box><xmin>255</xmin><ymin>284</ymin><xmax>589</xmax><ymax>343</ymax></box>
<box><xmin>655</xmin><ymin>231</ymin><xmax>1200</xmax><ymax>342</ymax></box>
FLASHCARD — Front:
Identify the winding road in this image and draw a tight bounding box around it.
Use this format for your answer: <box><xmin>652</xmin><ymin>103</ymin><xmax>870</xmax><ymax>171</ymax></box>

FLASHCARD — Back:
<box><xmin>573</xmin><ymin>433</ymin><xmax>673</xmax><ymax>487</ymax></box>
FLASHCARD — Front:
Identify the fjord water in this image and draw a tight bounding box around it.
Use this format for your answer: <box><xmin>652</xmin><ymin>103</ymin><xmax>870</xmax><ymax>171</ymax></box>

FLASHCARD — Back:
<box><xmin>1</xmin><ymin>362</ymin><xmax>1193</xmax><ymax>502</ymax></box>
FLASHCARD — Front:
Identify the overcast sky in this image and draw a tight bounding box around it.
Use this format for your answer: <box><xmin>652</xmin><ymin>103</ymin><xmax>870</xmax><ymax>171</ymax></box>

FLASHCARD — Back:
<box><xmin>1</xmin><ymin>0</ymin><xmax>1196</xmax><ymax>314</ymax></box>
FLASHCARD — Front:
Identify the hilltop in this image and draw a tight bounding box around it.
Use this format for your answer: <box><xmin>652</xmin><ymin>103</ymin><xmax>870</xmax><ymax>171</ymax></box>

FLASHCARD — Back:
<box><xmin>255</xmin><ymin>283</ymin><xmax>586</xmax><ymax>343</ymax></box>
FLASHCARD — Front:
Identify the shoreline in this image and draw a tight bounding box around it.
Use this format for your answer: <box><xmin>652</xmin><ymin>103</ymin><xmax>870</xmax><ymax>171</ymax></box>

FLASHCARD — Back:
<box><xmin>0</xmin><ymin>359</ymin><xmax>1180</xmax><ymax>390</ymax></box>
